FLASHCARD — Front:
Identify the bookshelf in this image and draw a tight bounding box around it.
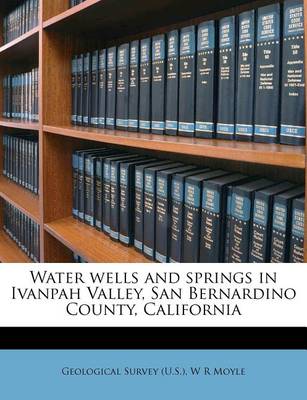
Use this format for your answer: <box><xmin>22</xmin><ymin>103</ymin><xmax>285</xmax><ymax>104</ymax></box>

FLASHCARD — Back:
<box><xmin>0</xmin><ymin>0</ymin><xmax>306</xmax><ymax>263</ymax></box>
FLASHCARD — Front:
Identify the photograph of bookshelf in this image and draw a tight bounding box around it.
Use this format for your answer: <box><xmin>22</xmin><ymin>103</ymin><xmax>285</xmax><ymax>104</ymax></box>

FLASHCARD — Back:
<box><xmin>0</xmin><ymin>0</ymin><xmax>306</xmax><ymax>263</ymax></box>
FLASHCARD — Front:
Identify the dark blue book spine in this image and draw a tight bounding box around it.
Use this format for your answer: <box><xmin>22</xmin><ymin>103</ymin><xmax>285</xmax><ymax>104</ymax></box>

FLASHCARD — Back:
<box><xmin>76</xmin><ymin>54</ymin><xmax>83</xmax><ymax>126</ymax></box>
<box><xmin>235</xmin><ymin>10</ymin><xmax>255</xmax><ymax>141</ymax></box>
<box><xmin>280</xmin><ymin>0</ymin><xmax>305</xmax><ymax>145</ymax></box>
<box><xmin>110</xmin><ymin>162</ymin><xmax>120</xmax><ymax>240</ymax></box>
<box><xmin>82</xmin><ymin>52</ymin><xmax>91</xmax><ymax>126</ymax></box>
<box><xmin>78</xmin><ymin>153</ymin><xmax>84</xmax><ymax>221</ymax></box>
<box><xmin>98</xmin><ymin>49</ymin><xmax>107</xmax><ymax>128</ymax></box>
<box><xmin>84</xmin><ymin>156</ymin><xmax>92</xmax><ymax>225</ymax></box>
<box><xmin>217</xmin><ymin>16</ymin><xmax>236</xmax><ymax>140</ymax></box>
<box><xmin>95</xmin><ymin>159</ymin><xmax>103</xmax><ymax>230</ymax></box>
<box><xmin>116</xmin><ymin>43</ymin><xmax>130</xmax><ymax>130</ymax></box>
<box><xmin>143</xmin><ymin>170</ymin><xmax>156</xmax><ymax>259</ymax></box>
<box><xmin>134</xmin><ymin>167</ymin><xmax>144</xmax><ymax>251</ymax></box>
<box><xmin>89</xmin><ymin>157</ymin><xmax>96</xmax><ymax>227</ymax></box>
<box><xmin>165</xmin><ymin>30</ymin><xmax>179</xmax><ymax>136</ymax></box>
<box><xmin>139</xmin><ymin>38</ymin><xmax>151</xmax><ymax>133</ymax></box>
<box><xmin>195</xmin><ymin>21</ymin><xmax>217</xmax><ymax>139</ymax></box>
<box><xmin>151</xmin><ymin>34</ymin><xmax>166</xmax><ymax>134</ymax></box>
<box><xmin>289</xmin><ymin>198</ymin><xmax>305</xmax><ymax>262</ymax></box>
<box><xmin>72</xmin><ymin>152</ymin><xmax>79</xmax><ymax>219</ymax></box>
<box><xmin>169</xmin><ymin>177</ymin><xmax>184</xmax><ymax>263</ymax></box>
<box><xmin>254</xmin><ymin>4</ymin><xmax>281</xmax><ymax>143</ymax></box>
<box><xmin>155</xmin><ymin>174</ymin><xmax>170</xmax><ymax>262</ymax></box>
<box><xmin>229</xmin><ymin>191</ymin><xmax>251</xmax><ymax>262</ymax></box>
<box><xmin>106</xmin><ymin>47</ymin><xmax>117</xmax><ymax>129</ymax></box>
<box><xmin>249</xmin><ymin>193</ymin><xmax>270</xmax><ymax>262</ymax></box>
<box><xmin>71</xmin><ymin>55</ymin><xmax>78</xmax><ymax>125</ymax></box>
<box><xmin>223</xmin><ymin>187</ymin><xmax>233</xmax><ymax>262</ymax></box>
<box><xmin>103</xmin><ymin>161</ymin><xmax>111</xmax><ymax>234</ymax></box>
<box><xmin>270</xmin><ymin>200</ymin><xmax>289</xmax><ymax>262</ymax></box>
<box><xmin>199</xmin><ymin>184</ymin><xmax>223</xmax><ymax>262</ymax></box>
<box><xmin>128</xmin><ymin>40</ymin><xmax>140</xmax><ymax>132</ymax></box>
<box><xmin>90</xmin><ymin>50</ymin><xmax>99</xmax><ymax>127</ymax></box>
<box><xmin>182</xmin><ymin>181</ymin><xmax>201</xmax><ymax>262</ymax></box>
<box><xmin>178</xmin><ymin>26</ymin><xmax>196</xmax><ymax>137</ymax></box>
<box><xmin>119</xmin><ymin>164</ymin><xmax>131</xmax><ymax>245</ymax></box>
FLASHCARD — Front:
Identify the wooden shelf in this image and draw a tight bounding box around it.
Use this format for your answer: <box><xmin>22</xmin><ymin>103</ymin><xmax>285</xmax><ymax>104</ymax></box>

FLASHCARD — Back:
<box><xmin>0</xmin><ymin>27</ymin><xmax>39</xmax><ymax>61</ymax></box>
<box><xmin>0</xmin><ymin>231</ymin><xmax>31</xmax><ymax>263</ymax></box>
<box><xmin>0</xmin><ymin>119</ymin><xmax>39</xmax><ymax>131</ymax></box>
<box><xmin>45</xmin><ymin>216</ymin><xmax>150</xmax><ymax>263</ymax></box>
<box><xmin>0</xmin><ymin>176</ymin><xmax>40</xmax><ymax>223</ymax></box>
<box><xmin>44</xmin><ymin>125</ymin><xmax>306</xmax><ymax>169</ymax></box>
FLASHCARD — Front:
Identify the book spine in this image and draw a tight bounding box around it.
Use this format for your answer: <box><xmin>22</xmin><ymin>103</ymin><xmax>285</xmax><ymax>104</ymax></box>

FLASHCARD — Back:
<box><xmin>143</xmin><ymin>170</ymin><xmax>156</xmax><ymax>259</ymax></box>
<box><xmin>82</xmin><ymin>52</ymin><xmax>91</xmax><ymax>126</ymax></box>
<box><xmin>235</xmin><ymin>10</ymin><xmax>255</xmax><ymax>141</ymax></box>
<box><xmin>128</xmin><ymin>40</ymin><xmax>140</xmax><ymax>132</ymax></box>
<box><xmin>78</xmin><ymin>154</ymin><xmax>84</xmax><ymax>220</ymax></box>
<box><xmin>195</xmin><ymin>21</ymin><xmax>217</xmax><ymax>139</ymax></box>
<box><xmin>90</xmin><ymin>50</ymin><xmax>99</xmax><ymax>127</ymax></box>
<box><xmin>77</xmin><ymin>54</ymin><xmax>84</xmax><ymax>126</ymax></box>
<box><xmin>199</xmin><ymin>184</ymin><xmax>223</xmax><ymax>262</ymax></box>
<box><xmin>280</xmin><ymin>0</ymin><xmax>305</xmax><ymax>145</ymax></box>
<box><xmin>110</xmin><ymin>163</ymin><xmax>120</xmax><ymax>240</ymax></box>
<box><xmin>151</xmin><ymin>34</ymin><xmax>166</xmax><ymax>134</ymax></box>
<box><xmin>119</xmin><ymin>164</ymin><xmax>130</xmax><ymax>244</ymax></box>
<box><xmin>249</xmin><ymin>194</ymin><xmax>270</xmax><ymax>262</ymax></box>
<box><xmin>217</xmin><ymin>16</ymin><xmax>236</xmax><ymax>140</ymax></box>
<box><xmin>134</xmin><ymin>167</ymin><xmax>144</xmax><ymax>251</ymax></box>
<box><xmin>178</xmin><ymin>26</ymin><xmax>196</xmax><ymax>137</ymax></box>
<box><xmin>155</xmin><ymin>174</ymin><xmax>170</xmax><ymax>262</ymax></box>
<box><xmin>182</xmin><ymin>181</ymin><xmax>201</xmax><ymax>262</ymax></box>
<box><xmin>106</xmin><ymin>47</ymin><xmax>117</xmax><ymax>129</ymax></box>
<box><xmin>116</xmin><ymin>43</ymin><xmax>130</xmax><ymax>130</ymax></box>
<box><xmin>103</xmin><ymin>161</ymin><xmax>111</xmax><ymax>234</ymax></box>
<box><xmin>169</xmin><ymin>177</ymin><xmax>184</xmax><ymax>263</ymax></box>
<box><xmin>254</xmin><ymin>4</ymin><xmax>281</xmax><ymax>143</ymax></box>
<box><xmin>228</xmin><ymin>191</ymin><xmax>252</xmax><ymax>262</ymax></box>
<box><xmin>165</xmin><ymin>30</ymin><xmax>179</xmax><ymax>136</ymax></box>
<box><xmin>84</xmin><ymin>156</ymin><xmax>94</xmax><ymax>226</ymax></box>
<box><xmin>98</xmin><ymin>49</ymin><xmax>107</xmax><ymax>128</ymax></box>
<box><xmin>71</xmin><ymin>55</ymin><xmax>78</xmax><ymax>125</ymax></box>
<box><xmin>94</xmin><ymin>159</ymin><xmax>103</xmax><ymax>230</ymax></box>
<box><xmin>270</xmin><ymin>200</ymin><xmax>289</xmax><ymax>262</ymax></box>
<box><xmin>289</xmin><ymin>199</ymin><xmax>304</xmax><ymax>262</ymax></box>
<box><xmin>223</xmin><ymin>188</ymin><xmax>233</xmax><ymax>262</ymax></box>
<box><xmin>139</xmin><ymin>38</ymin><xmax>151</xmax><ymax>133</ymax></box>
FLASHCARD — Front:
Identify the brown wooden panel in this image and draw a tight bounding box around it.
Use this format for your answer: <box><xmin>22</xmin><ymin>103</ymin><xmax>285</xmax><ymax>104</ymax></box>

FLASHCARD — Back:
<box><xmin>0</xmin><ymin>231</ymin><xmax>31</xmax><ymax>263</ymax></box>
<box><xmin>43</xmin><ymin>230</ymin><xmax>73</xmax><ymax>263</ymax></box>
<box><xmin>45</xmin><ymin>216</ymin><xmax>150</xmax><ymax>263</ymax></box>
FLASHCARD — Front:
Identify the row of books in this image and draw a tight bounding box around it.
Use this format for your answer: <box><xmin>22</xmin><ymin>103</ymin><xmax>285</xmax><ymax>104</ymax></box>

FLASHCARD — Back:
<box><xmin>3</xmin><ymin>0</ymin><xmax>39</xmax><ymax>44</ymax></box>
<box><xmin>3</xmin><ymin>201</ymin><xmax>40</xmax><ymax>263</ymax></box>
<box><xmin>3</xmin><ymin>133</ymin><xmax>39</xmax><ymax>195</ymax></box>
<box><xmin>72</xmin><ymin>148</ymin><xmax>305</xmax><ymax>263</ymax></box>
<box><xmin>70</xmin><ymin>0</ymin><xmax>86</xmax><ymax>7</ymax></box>
<box><xmin>71</xmin><ymin>0</ymin><xmax>305</xmax><ymax>146</ymax></box>
<box><xmin>2</xmin><ymin>68</ymin><xmax>39</xmax><ymax>122</ymax></box>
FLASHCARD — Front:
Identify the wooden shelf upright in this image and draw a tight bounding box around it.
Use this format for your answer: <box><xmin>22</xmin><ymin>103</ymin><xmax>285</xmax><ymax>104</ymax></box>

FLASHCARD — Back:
<box><xmin>0</xmin><ymin>0</ymin><xmax>306</xmax><ymax>262</ymax></box>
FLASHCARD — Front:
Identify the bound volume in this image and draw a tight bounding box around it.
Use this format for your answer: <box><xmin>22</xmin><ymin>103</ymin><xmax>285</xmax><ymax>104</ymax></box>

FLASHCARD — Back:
<box><xmin>128</xmin><ymin>41</ymin><xmax>140</xmax><ymax>132</ymax></box>
<box><xmin>280</xmin><ymin>0</ymin><xmax>305</xmax><ymax>145</ymax></box>
<box><xmin>106</xmin><ymin>47</ymin><xmax>117</xmax><ymax>129</ymax></box>
<box><xmin>165</xmin><ymin>30</ymin><xmax>179</xmax><ymax>135</ymax></box>
<box><xmin>195</xmin><ymin>21</ymin><xmax>217</xmax><ymax>139</ymax></box>
<box><xmin>98</xmin><ymin>49</ymin><xmax>107</xmax><ymax>128</ymax></box>
<box><xmin>139</xmin><ymin>38</ymin><xmax>152</xmax><ymax>133</ymax></box>
<box><xmin>254</xmin><ymin>4</ymin><xmax>281</xmax><ymax>143</ymax></box>
<box><xmin>178</xmin><ymin>26</ymin><xmax>196</xmax><ymax>137</ymax></box>
<box><xmin>116</xmin><ymin>43</ymin><xmax>130</xmax><ymax>130</ymax></box>
<box><xmin>217</xmin><ymin>16</ymin><xmax>237</xmax><ymax>140</ymax></box>
<box><xmin>289</xmin><ymin>196</ymin><xmax>305</xmax><ymax>262</ymax></box>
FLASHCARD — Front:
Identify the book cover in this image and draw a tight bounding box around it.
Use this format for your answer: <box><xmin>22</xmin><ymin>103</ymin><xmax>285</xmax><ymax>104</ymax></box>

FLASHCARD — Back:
<box><xmin>106</xmin><ymin>46</ymin><xmax>117</xmax><ymax>129</ymax></box>
<box><xmin>151</xmin><ymin>34</ymin><xmax>166</xmax><ymax>134</ymax></box>
<box><xmin>165</xmin><ymin>30</ymin><xmax>179</xmax><ymax>136</ymax></box>
<box><xmin>128</xmin><ymin>40</ymin><xmax>140</xmax><ymax>132</ymax></box>
<box><xmin>77</xmin><ymin>54</ymin><xmax>84</xmax><ymax>126</ymax></box>
<box><xmin>98</xmin><ymin>49</ymin><xmax>107</xmax><ymax>128</ymax></box>
<box><xmin>217</xmin><ymin>16</ymin><xmax>237</xmax><ymax>140</ymax></box>
<box><xmin>254</xmin><ymin>4</ymin><xmax>281</xmax><ymax>143</ymax></box>
<box><xmin>82</xmin><ymin>52</ymin><xmax>91</xmax><ymax>126</ymax></box>
<box><xmin>71</xmin><ymin>55</ymin><xmax>78</xmax><ymax>125</ymax></box>
<box><xmin>289</xmin><ymin>196</ymin><xmax>305</xmax><ymax>262</ymax></box>
<box><xmin>249</xmin><ymin>182</ymin><xmax>295</xmax><ymax>263</ymax></box>
<box><xmin>270</xmin><ymin>186</ymin><xmax>305</xmax><ymax>262</ymax></box>
<box><xmin>195</xmin><ymin>21</ymin><xmax>217</xmax><ymax>139</ymax></box>
<box><xmin>280</xmin><ymin>0</ymin><xmax>305</xmax><ymax>145</ymax></box>
<box><xmin>235</xmin><ymin>10</ymin><xmax>255</xmax><ymax>141</ymax></box>
<box><xmin>178</xmin><ymin>25</ymin><xmax>196</xmax><ymax>137</ymax></box>
<box><xmin>116</xmin><ymin>43</ymin><xmax>130</xmax><ymax>130</ymax></box>
<box><xmin>229</xmin><ymin>179</ymin><xmax>273</xmax><ymax>263</ymax></box>
<box><xmin>139</xmin><ymin>38</ymin><xmax>151</xmax><ymax>133</ymax></box>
